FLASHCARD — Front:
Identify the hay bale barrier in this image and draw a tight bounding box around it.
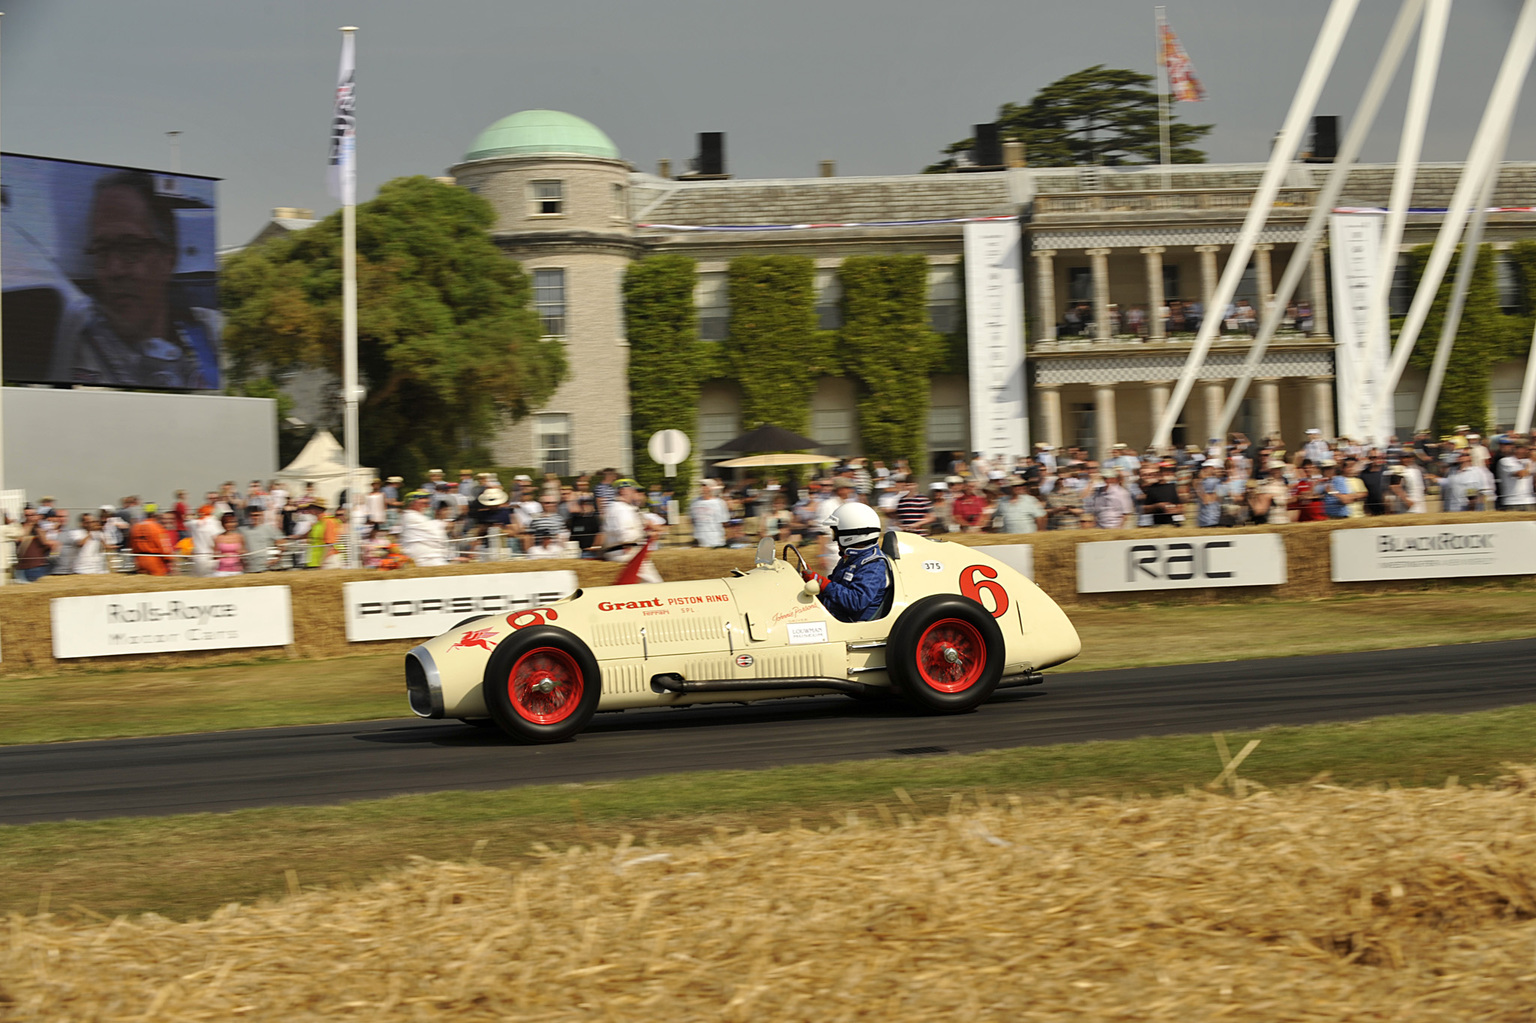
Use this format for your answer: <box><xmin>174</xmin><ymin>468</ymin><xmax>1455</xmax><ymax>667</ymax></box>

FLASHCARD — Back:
<box><xmin>2</xmin><ymin>512</ymin><xmax>1532</xmax><ymax>676</ymax></box>
<box><xmin>6</xmin><ymin>775</ymin><xmax>1536</xmax><ymax>1020</ymax></box>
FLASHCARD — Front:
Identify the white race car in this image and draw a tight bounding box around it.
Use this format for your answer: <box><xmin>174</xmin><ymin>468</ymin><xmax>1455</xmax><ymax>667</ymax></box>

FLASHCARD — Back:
<box><xmin>405</xmin><ymin>532</ymin><xmax>1080</xmax><ymax>743</ymax></box>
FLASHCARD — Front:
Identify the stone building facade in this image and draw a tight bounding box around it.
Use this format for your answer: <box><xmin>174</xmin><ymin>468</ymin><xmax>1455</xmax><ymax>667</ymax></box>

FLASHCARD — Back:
<box><xmin>448</xmin><ymin>110</ymin><xmax>1536</xmax><ymax>473</ymax></box>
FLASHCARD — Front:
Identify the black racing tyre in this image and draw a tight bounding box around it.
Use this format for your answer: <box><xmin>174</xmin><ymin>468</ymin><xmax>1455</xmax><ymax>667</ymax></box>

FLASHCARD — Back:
<box><xmin>482</xmin><ymin>625</ymin><xmax>602</xmax><ymax>743</ymax></box>
<box><xmin>885</xmin><ymin>594</ymin><xmax>1005</xmax><ymax>714</ymax></box>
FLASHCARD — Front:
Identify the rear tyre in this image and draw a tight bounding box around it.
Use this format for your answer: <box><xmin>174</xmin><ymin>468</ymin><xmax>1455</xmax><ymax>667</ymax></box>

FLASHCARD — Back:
<box><xmin>886</xmin><ymin>594</ymin><xmax>1004</xmax><ymax>714</ymax></box>
<box><xmin>482</xmin><ymin>626</ymin><xmax>602</xmax><ymax>743</ymax></box>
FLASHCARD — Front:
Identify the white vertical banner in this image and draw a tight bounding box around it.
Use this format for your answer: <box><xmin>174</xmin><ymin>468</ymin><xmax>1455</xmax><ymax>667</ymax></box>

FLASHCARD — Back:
<box><xmin>1330</xmin><ymin>214</ymin><xmax>1393</xmax><ymax>445</ymax></box>
<box><xmin>327</xmin><ymin>31</ymin><xmax>356</xmax><ymax>205</ymax></box>
<box><xmin>963</xmin><ymin>220</ymin><xmax>1029</xmax><ymax>461</ymax></box>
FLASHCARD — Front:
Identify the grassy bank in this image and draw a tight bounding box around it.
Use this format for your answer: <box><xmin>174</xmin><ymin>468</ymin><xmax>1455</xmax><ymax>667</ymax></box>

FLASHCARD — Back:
<box><xmin>4</xmin><ymin>587</ymin><xmax>1535</xmax><ymax>746</ymax></box>
<box><xmin>6</xmin><ymin>701</ymin><xmax>1536</xmax><ymax>922</ymax></box>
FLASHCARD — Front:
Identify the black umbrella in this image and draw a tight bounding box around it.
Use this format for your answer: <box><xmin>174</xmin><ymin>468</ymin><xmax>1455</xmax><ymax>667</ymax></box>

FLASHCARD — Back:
<box><xmin>708</xmin><ymin>423</ymin><xmax>824</xmax><ymax>455</ymax></box>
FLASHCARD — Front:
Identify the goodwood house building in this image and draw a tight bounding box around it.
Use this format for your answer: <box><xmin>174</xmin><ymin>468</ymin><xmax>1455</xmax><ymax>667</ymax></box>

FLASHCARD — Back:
<box><xmin>439</xmin><ymin>109</ymin><xmax>1536</xmax><ymax>475</ymax></box>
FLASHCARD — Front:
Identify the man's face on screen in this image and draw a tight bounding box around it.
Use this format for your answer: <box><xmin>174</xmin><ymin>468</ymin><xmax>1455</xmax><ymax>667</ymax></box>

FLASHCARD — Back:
<box><xmin>88</xmin><ymin>185</ymin><xmax>174</xmax><ymax>343</ymax></box>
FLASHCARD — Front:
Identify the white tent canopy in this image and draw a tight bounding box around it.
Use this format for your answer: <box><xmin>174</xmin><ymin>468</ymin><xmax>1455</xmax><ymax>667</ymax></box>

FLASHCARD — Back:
<box><xmin>276</xmin><ymin>430</ymin><xmax>374</xmax><ymax>509</ymax></box>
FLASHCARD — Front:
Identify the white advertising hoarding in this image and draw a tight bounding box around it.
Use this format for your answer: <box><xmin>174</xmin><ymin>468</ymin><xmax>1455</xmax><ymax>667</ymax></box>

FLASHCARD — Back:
<box><xmin>963</xmin><ymin>219</ymin><xmax>1028</xmax><ymax>462</ymax></box>
<box><xmin>342</xmin><ymin>570</ymin><xmax>579</xmax><ymax>642</ymax></box>
<box><xmin>50</xmin><ymin>586</ymin><xmax>294</xmax><ymax>659</ymax></box>
<box><xmin>982</xmin><ymin>543</ymin><xmax>1035</xmax><ymax>580</ymax></box>
<box><xmin>1330</xmin><ymin>522</ymin><xmax>1536</xmax><ymax>582</ymax></box>
<box><xmin>1077</xmin><ymin>534</ymin><xmax>1287</xmax><ymax>593</ymax></box>
<box><xmin>1329</xmin><ymin>214</ymin><xmax>1394</xmax><ymax>446</ymax></box>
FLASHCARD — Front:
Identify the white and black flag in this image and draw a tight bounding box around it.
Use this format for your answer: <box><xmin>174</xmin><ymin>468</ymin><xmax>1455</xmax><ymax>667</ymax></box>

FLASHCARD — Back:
<box><xmin>327</xmin><ymin>31</ymin><xmax>356</xmax><ymax>205</ymax></box>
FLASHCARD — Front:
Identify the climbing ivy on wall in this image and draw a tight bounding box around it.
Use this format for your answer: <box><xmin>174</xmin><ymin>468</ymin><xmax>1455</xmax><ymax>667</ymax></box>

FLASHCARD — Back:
<box><xmin>723</xmin><ymin>255</ymin><xmax>830</xmax><ymax>434</ymax></box>
<box><xmin>624</xmin><ymin>254</ymin><xmax>713</xmax><ymax>489</ymax></box>
<box><xmin>838</xmin><ymin>255</ymin><xmax>947</xmax><ymax>468</ymax></box>
<box><xmin>1402</xmin><ymin>242</ymin><xmax>1530</xmax><ymax>435</ymax></box>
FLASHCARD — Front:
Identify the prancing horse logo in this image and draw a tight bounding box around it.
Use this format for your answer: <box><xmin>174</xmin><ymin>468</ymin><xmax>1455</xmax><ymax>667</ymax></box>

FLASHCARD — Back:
<box><xmin>449</xmin><ymin>628</ymin><xmax>499</xmax><ymax>652</ymax></box>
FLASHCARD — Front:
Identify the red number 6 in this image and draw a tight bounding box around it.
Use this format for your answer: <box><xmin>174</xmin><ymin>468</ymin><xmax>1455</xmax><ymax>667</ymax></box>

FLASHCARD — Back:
<box><xmin>959</xmin><ymin>565</ymin><xmax>1010</xmax><ymax>618</ymax></box>
<box><xmin>506</xmin><ymin>607</ymin><xmax>559</xmax><ymax>630</ymax></box>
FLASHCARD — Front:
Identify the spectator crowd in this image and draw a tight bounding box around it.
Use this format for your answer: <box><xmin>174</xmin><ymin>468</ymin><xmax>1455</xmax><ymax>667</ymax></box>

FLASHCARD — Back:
<box><xmin>4</xmin><ymin>425</ymin><xmax>1532</xmax><ymax>583</ymax></box>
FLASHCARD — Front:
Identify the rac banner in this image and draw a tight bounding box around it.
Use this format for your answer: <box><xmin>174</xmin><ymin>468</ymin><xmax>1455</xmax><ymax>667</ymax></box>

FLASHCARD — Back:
<box><xmin>1076</xmin><ymin>534</ymin><xmax>1287</xmax><ymax>593</ymax></box>
<box><xmin>342</xmin><ymin>571</ymin><xmax>579</xmax><ymax>642</ymax></box>
<box><xmin>1330</xmin><ymin>522</ymin><xmax>1536</xmax><ymax>582</ymax></box>
<box><xmin>50</xmin><ymin>586</ymin><xmax>294</xmax><ymax>659</ymax></box>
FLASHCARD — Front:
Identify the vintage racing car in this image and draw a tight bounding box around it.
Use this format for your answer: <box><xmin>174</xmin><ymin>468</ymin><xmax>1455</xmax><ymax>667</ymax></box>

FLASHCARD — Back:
<box><xmin>405</xmin><ymin>531</ymin><xmax>1080</xmax><ymax>743</ymax></box>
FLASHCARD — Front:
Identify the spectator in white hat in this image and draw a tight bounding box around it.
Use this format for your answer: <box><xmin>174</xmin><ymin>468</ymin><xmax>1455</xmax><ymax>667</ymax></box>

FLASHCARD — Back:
<box><xmin>1303</xmin><ymin>429</ymin><xmax>1330</xmax><ymax>464</ymax></box>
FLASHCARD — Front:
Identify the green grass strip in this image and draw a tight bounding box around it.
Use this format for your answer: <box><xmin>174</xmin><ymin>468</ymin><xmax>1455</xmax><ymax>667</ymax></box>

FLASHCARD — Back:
<box><xmin>5</xmin><ymin>701</ymin><xmax>1536</xmax><ymax>923</ymax></box>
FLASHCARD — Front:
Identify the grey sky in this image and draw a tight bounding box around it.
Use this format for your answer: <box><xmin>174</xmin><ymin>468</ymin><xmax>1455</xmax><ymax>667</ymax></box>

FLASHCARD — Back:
<box><xmin>4</xmin><ymin>0</ymin><xmax>1534</xmax><ymax>247</ymax></box>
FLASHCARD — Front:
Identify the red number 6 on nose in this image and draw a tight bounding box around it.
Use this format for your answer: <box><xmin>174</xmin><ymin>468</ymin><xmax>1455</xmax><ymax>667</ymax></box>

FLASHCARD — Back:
<box><xmin>958</xmin><ymin>565</ymin><xmax>1010</xmax><ymax>618</ymax></box>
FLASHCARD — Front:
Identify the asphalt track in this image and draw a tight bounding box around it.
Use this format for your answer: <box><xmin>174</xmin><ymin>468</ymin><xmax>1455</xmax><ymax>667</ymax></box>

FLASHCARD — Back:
<box><xmin>4</xmin><ymin>638</ymin><xmax>1535</xmax><ymax>825</ymax></box>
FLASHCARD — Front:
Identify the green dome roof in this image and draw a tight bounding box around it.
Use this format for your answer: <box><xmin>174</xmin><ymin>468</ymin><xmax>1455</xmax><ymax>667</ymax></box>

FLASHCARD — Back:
<box><xmin>464</xmin><ymin>110</ymin><xmax>620</xmax><ymax>161</ymax></box>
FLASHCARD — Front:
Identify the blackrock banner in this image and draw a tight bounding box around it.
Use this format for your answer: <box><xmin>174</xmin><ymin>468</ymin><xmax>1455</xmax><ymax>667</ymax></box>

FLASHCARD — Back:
<box><xmin>963</xmin><ymin>219</ymin><xmax>1028</xmax><ymax>462</ymax></box>
<box><xmin>343</xmin><ymin>571</ymin><xmax>579</xmax><ymax>642</ymax></box>
<box><xmin>1077</xmin><ymin>534</ymin><xmax>1287</xmax><ymax>593</ymax></box>
<box><xmin>1330</xmin><ymin>523</ymin><xmax>1536</xmax><ymax>582</ymax></box>
<box><xmin>50</xmin><ymin>586</ymin><xmax>293</xmax><ymax>659</ymax></box>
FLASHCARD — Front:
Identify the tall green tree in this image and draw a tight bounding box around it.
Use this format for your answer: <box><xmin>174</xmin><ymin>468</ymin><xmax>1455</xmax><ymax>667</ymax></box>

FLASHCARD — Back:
<box><xmin>222</xmin><ymin>176</ymin><xmax>565</xmax><ymax>483</ymax></box>
<box><xmin>723</xmin><ymin>255</ymin><xmax>829</xmax><ymax>433</ymax></box>
<box><xmin>927</xmin><ymin>65</ymin><xmax>1212</xmax><ymax>171</ymax></box>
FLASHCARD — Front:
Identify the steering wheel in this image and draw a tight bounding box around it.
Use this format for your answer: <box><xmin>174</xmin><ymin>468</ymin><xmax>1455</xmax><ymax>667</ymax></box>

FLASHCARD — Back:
<box><xmin>782</xmin><ymin>543</ymin><xmax>808</xmax><ymax>575</ymax></box>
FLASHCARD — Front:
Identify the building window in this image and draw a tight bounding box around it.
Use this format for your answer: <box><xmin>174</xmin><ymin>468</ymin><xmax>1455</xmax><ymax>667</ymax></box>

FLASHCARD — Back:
<box><xmin>612</xmin><ymin>183</ymin><xmax>627</xmax><ymax>220</ymax></box>
<box><xmin>1497</xmin><ymin>254</ymin><xmax>1522</xmax><ymax>314</ymax></box>
<box><xmin>535</xmin><ymin>413</ymin><xmax>571</xmax><ymax>477</ymax></box>
<box><xmin>696</xmin><ymin>271</ymin><xmax>730</xmax><ymax>341</ymax></box>
<box><xmin>1162</xmin><ymin>264</ymin><xmax>1180</xmax><ymax>302</ymax></box>
<box><xmin>530</xmin><ymin>180</ymin><xmax>564</xmax><ymax>216</ymax></box>
<box><xmin>1389</xmin><ymin>256</ymin><xmax>1413</xmax><ymax>317</ymax></box>
<box><xmin>699</xmin><ymin>410</ymin><xmax>739</xmax><ymax>468</ymax></box>
<box><xmin>533</xmin><ymin>268</ymin><xmax>566</xmax><ymax>337</ymax></box>
<box><xmin>1068</xmin><ymin>267</ymin><xmax>1092</xmax><ymax>302</ymax></box>
<box><xmin>929</xmin><ymin>264</ymin><xmax>961</xmax><ymax>334</ymax></box>
<box><xmin>928</xmin><ymin>405</ymin><xmax>966</xmax><ymax>448</ymax></box>
<box><xmin>1071</xmin><ymin>402</ymin><xmax>1096</xmax><ymax>455</ymax></box>
<box><xmin>815</xmin><ymin>267</ymin><xmax>843</xmax><ymax>330</ymax></box>
<box><xmin>812</xmin><ymin>407</ymin><xmax>856</xmax><ymax>455</ymax></box>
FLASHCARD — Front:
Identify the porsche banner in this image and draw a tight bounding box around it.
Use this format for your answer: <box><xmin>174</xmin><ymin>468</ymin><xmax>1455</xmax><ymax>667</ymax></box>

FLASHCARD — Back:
<box><xmin>342</xmin><ymin>571</ymin><xmax>579</xmax><ymax>642</ymax></box>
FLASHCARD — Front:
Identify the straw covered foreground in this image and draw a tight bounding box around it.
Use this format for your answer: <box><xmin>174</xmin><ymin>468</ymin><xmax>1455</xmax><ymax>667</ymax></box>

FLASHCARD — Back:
<box><xmin>6</xmin><ymin>773</ymin><xmax>1536</xmax><ymax>1021</ymax></box>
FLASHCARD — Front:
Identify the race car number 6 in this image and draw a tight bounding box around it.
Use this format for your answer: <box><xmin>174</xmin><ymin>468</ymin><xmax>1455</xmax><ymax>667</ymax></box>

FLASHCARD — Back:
<box><xmin>506</xmin><ymin>608</ymin><xmax>560</xmax><ymax>630</ymax></box>
<box><xmin>959</xmin><ymin>565</ymin><xmax>1009</xmax><ymax>618</ymax></box>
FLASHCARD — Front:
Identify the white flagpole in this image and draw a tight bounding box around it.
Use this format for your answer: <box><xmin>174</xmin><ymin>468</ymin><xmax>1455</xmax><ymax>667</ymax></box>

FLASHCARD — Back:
<box><xmin>1414</xmin><ymin>136</ymin><xmax>1505</xmax><ymax>435</ymax></box>
<box><xmin>339</xmin><ymin>26</ymin><xmax>361</xmax><ymax>570</ymax></box>
<box><xmin>0</xmin><ymin>12</ymin><xmax>8</xmax><ymax>588</ymax></box>
<box><xmin>1156</xmin><ymin>6</ymin><xmax>1171</xmax><ymax>190</ymax></box>
<box><xmin>1152</xmin><ymin>0</ymin><xmax>1359</xmax><ymax>451</ymax></box>
<box><xmin>1515</xmin><ymin>321</ymin><xmax>1536</xmax><ymax>435</ymax></box>
<box><xmin>1377</xmin><ymin>0</ymin><xmax>1536</xmax><ymax>423</ymax></box>
<box><xmin>1214</xmin><ymin>0</ymin><xmax>1425</xmax><ymax>443</ymax></box>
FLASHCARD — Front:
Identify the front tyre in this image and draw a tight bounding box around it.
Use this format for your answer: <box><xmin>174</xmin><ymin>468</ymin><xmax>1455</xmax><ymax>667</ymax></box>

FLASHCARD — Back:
<box><xmin>886</xmin><ymin>594</ymin><xmax>1004</xmax><ymax>714</ymax></box>
<box><xmin>483</xmin><ymin>626</ymin><xmax>602</xmax><ymax>743</ymax></box>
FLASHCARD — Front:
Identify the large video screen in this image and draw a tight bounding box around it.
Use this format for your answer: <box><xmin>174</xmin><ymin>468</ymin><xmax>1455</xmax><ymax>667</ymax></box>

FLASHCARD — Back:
<box><xmin>2</xmin><ymin>153</ymin><xmax>220</xmax><ymax>390</ymax></box>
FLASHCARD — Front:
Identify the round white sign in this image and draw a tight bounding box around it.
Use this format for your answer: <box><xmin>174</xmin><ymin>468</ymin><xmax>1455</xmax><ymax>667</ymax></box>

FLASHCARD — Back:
<box><xmin>647</xmin><ymin>429</ymin><xmax>691</xmax><ymax>467</ymax></box>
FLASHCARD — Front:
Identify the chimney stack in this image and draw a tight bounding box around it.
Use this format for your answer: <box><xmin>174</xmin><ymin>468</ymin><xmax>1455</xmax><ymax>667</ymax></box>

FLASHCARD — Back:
<box><xmin>819</xmin><ymin>160</ymin><xmax>836</xmax><ymax>178</ymax></box>
<box><xmin>657</xmin><ymin>158</ymin><xmax>672</xmax><ymax>179</ymax></box>
<box><xmin>1003</xmin><ymin>141</ymin><xmax>1026</xmax><ymax>169</ymax></box>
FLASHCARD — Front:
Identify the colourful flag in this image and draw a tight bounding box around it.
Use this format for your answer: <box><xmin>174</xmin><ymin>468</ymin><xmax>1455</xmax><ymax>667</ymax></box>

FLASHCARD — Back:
<box><xmin>327</xmin><ymin>32</ymin><xmax>356</xmax><ymax>204</ymax></box>
<box><xmin>1160</xmin><ymin>24</ymin><xmax>1206</xmax><ymax>102</ymax></box>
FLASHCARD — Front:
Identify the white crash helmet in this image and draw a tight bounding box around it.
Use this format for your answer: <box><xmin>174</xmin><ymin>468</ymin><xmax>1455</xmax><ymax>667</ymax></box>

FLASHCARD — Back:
<box><xmin>825</xmin><ymin>501</ymin><xmax>882</xmax><ymax>551</ymax></box>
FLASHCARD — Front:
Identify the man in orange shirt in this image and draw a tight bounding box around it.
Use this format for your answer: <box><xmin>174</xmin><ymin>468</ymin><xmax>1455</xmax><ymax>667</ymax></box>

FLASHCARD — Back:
<box><xmin>129</xmin><ymin>512</ymin><xmax>174</xmax><ymax>575</ymax></box>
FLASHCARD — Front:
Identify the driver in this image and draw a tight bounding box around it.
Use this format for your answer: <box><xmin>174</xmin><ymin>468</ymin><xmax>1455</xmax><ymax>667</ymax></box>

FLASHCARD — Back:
<box><xmin>799</xmin><ymin>502</ymin><xmax>891</xmax><ymax>623</ymax></box>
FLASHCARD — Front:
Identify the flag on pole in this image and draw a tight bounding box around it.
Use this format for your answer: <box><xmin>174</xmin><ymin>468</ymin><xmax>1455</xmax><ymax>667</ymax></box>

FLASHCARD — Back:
<box><xmin>327</xmin><ymin>32</ymin><xmax>356</xmax><ymax>205</ymax></box>
<box><xmin>1160</xmin><ymin>23</ymin><xmax>1206</xmax><ymax>102</ymax></box>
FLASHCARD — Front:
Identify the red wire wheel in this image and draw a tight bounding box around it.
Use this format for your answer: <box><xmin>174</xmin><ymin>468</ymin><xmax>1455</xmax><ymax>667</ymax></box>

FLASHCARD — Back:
<box><xmin>482</xmin><ymin>625</ymin><xmax>602</xmax><ymax>743</ymax></box>
<box><xmin>887</xmin><ymin>594</ymin><xmax>1005</xmax><ymax>714</ymax></box>
<box><xmin>915</xmin><ymin>618</ymin><xmax>986</xmax><ymax>693</ymax></box>
<box><xmin>507</xmin><ymin>647</ymin><xmax>585</xmax><ymax>724</ymax></box>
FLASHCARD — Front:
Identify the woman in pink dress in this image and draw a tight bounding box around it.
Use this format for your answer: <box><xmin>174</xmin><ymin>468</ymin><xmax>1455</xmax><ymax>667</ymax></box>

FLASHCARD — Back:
<box><xmin>213</xmin><ymin>512</ymin><xmax>246</xmax><ymax>577</ymax></box>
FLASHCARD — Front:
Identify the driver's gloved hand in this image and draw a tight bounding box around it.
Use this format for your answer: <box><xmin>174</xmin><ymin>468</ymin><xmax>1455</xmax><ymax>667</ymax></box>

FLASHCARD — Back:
<box><xmin>801</xmin><ymin>568</ymin><xmax>829</xmax><ymax>588</ymax></box>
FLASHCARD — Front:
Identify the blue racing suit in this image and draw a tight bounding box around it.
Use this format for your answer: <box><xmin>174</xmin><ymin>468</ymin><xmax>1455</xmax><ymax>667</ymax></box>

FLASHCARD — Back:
<box><xmin>807</xmin><ymin>544</ymin><xmax>891</xmax><ymax>623</ymax></box>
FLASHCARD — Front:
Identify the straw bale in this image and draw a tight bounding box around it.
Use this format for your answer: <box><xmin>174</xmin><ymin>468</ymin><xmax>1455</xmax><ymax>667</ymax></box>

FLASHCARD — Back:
<box><xmin>7</xmin><ymin>774</ymin><xmax>1536</xmax><ymax>1020</ymax></box>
